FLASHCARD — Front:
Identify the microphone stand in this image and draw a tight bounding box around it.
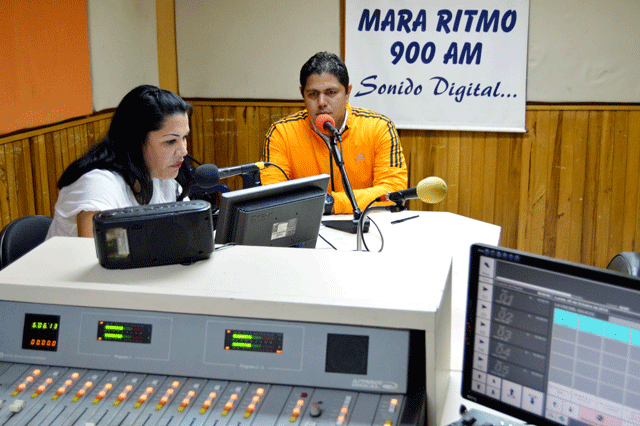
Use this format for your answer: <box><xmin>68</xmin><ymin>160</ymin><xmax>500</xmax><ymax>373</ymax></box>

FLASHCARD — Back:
<box><xmin>321</xmin><ymin>133</ymin><xmax>370</xmax><ymax>234</ymax></box>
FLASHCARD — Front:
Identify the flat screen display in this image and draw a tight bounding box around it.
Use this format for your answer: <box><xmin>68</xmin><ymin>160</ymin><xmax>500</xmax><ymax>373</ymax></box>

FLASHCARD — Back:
<box><xmin>215</xmin><ymin>174</ymin><xmax>329</xmax><ymax>248</ymax></box>
<box><xmin>463</xmin><ymin>244</ymin><xmax>640</xmax><ymax>426</ymax></box>
<box><xmin>224</xmin><ymin>329</ymin><xmax>283</xmax><ymax>353</ymax></box>
<box><xmin>97</xmin><ymin>321</ymin><xmax>152</xmax><ymax>344</ymax></box>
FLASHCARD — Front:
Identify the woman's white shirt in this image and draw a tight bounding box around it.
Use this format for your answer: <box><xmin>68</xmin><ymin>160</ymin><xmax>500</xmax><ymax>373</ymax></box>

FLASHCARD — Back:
<box><xmin>46</xmin><ymin>169</ymin><xmax>183</xmax><ymax>239</ymax></box>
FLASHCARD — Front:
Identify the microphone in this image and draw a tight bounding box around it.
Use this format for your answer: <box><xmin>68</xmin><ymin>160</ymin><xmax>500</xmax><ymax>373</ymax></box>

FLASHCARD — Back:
<box><xmin>377</xmin><ymin>177</ymin><xmax>448</xmax><ymax>204</ymax></box>
<box><xmin>315</xmin><ymin>114</ymin><xmax>339</xmax><ymax>136</ymax></box>
<box><xmin>195</xmin><ymin>162</ymin><xmax>267</xmax><ymax>188</ymax></box>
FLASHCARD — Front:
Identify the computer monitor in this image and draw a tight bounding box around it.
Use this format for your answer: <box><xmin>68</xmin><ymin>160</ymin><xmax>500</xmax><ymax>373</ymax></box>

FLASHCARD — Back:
<box><xmin>463</xmin><ymin>243</ymin><xmax>640</xmax><ymax>426</ymax></box>
<box><xmin>214</xmin><ymin>174</ymin><xmax>329</xmax><ymax>248</ymax></box>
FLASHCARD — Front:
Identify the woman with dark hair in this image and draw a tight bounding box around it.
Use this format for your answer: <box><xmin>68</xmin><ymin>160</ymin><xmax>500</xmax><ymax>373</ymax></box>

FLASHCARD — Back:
<box><xmin>46</xmin><ymin>85</ymin><xmax>195</xmax><ymax>238</ymax></box>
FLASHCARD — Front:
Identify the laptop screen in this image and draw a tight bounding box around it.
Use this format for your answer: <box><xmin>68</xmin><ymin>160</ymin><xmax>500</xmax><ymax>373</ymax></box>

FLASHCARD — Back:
<box><xmin>463</xmin><ymin>244</ymin><xmax>640</xmax><ymax>426</ymax></box>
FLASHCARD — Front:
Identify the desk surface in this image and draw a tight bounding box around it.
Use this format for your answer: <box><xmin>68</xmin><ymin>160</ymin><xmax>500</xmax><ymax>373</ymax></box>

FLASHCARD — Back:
<box><xmin>316</xmin><ymin>211</ymin><xmax>502</xmax><ymax>370</ymax></box>
<box><xmin>0</xmin><ymin>235</ymin><xmax>451</xmax><ymax>332</ymax></box>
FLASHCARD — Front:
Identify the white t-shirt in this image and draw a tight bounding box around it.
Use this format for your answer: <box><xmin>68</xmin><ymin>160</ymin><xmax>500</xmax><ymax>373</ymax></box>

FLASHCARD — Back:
<box><xmin>46</xmin><ymin>169</ymin><xmax>184</xmax><ymax>239</ymax></box>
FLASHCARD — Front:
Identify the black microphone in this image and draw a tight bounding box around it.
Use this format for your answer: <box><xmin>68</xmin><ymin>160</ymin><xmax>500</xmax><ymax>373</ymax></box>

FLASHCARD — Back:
<box><xmin>194</xmin><ymin>164</ymin><xmax>220</xmax><ymax>188</ymax></box>
<box><xmin>195</xmin><ymin>162</ymin><xmax>267</xmax><ymax>188</ymax></box>
<box><xmin>377</xmin><ymin>177</ymin><xmax>448</xmax><ymax>204</ymax></box>
<box><xmin>315</xmin><ymin>114</ymin><xmax>340</xmax><ymax>136</ymax></box>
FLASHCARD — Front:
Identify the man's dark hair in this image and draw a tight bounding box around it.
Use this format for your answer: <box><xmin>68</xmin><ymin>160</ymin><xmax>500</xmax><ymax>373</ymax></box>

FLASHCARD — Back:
<box><xmin>300</xmin><ymin>52</ymin><xmax>349</xmax><ymax>92</ymax></box>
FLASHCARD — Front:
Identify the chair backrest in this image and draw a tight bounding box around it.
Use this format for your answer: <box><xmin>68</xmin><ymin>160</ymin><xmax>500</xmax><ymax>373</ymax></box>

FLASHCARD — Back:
<box><xmin>0</xmin><ymin>215</ymin><xmax>53</xmax><ymax>269</ymax></box>
<box><xmin>606</xmin><ymin>251</ymin><xmax>640</xmax><ymax>277</ymax></box>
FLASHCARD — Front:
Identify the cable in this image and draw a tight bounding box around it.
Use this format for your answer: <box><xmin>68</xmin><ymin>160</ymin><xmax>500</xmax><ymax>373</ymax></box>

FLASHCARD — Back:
<box><xmin>185</xmin><ymin>154</ymin><xmax>202</xmax><ymax>166</ymax></box>
<box><xmin>263</xmin><ymin>162</ymin><xmax>289</xmax><ymax>180</ymax></box>
<box><xmin>358</xmin><ymin>200</ymin><xmax>386</xmax><ymax>252</ymax></box>
<box><xmin>361</xmin><ymin>215</ymin><xmax>384</xmax><ymax>252</ymax></box>
<box><xmin>317</xmin><ymin>233</ymin><xmax>337</xmax><ymax>250</ymax></box>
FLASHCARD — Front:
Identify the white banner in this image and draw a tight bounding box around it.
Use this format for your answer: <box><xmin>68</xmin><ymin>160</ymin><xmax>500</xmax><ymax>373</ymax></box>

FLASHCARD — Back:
<box><xmin>345</xmin><ymin>0</ymin><xmax>529</xmax><ymax>132</ymax></box>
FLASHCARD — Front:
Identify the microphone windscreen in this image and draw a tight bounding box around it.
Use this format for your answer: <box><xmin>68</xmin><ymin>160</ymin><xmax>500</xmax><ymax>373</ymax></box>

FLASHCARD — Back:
<box><xmin>416</xmin><ymin>176</ymin><xmax>448</xmax><ymax>203</ymax></box>
<box><xmin>195</xmin><ymin>164</ymin><xmax>221</xmax><ymax>188</ymax></box>
<box><xmin>315</xmin><ymin>114</ymin><xmax>335</xmax><ymax>135</ymax></box>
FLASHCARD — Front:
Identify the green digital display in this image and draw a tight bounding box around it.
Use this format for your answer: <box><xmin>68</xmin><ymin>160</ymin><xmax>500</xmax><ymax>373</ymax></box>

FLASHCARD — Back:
<box><xmin>97</xmin><ymin>321</ymin><xmax>152</xmax><ymax>344</ymax></box>
<box><xmin>224</xmin><ymin>329</ymin><xmax>283</xmax><ymax>353</ymax></box>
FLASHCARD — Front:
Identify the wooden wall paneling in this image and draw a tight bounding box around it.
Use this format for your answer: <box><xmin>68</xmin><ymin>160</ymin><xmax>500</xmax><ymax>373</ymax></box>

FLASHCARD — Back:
<box><xmin>65</xmin><ymin>127</ymin><xmax>77</xmax><ymax>164</ymax></box>
<box><xmin>469</xmin><ymin>132</ymin><xmax>486</xmax><ymax>221</ymax></box>
<box><xmin>44</xmin><ymin>132</ymin><xmax>58</xmax><ymax>215</ymax></box>
<box><xmin>457</xmin><ymin>132</ymin><xmax>475</xmax><ymax>218</ymax></box>
<box><xmin>244</xmin><ymin>106</ymin><xmax>263</xmax><ymax>164</ymax></box>
<box><xmin>621</xmin><ymin>111</ymin><xmax>639</xmax><ymax>252</ymax></box>
<box><xmin>581</xmin><ymin>111</ymin><xmax>602</xmax><ymax>266</ymax></box>
<box><xmin>235</xmin><ymin>106</ymin><xmax>251</xmax><ymax>167</ymax></box>
<box><xmin>445</xmin><ymin>131</ymin><xmax>461</xmax><ymax>214</ymax></box>
<box><xmin>31</xmin><ymin>134</ymin><xmax>50</xmax><ymax>217</ymax></box>
<box><xmin>399</xmin><ymin>130</ymin><xmax>415</xmax><ymax>211</ymax></box>
<box><xmin>556</xmin><ymin>110</ymin><xmax>575</xmax><ymax>261</ymax></box>
<box><xmin>59</xmin><ymin>128</ymin><xmax>70</xmax><ymax>172</ymax></box>
<box><xmin>6</xmin><ymin>140</ymin><xmax>20</xmax><ymax>219</ymax></box>
<box><xmin>483</xmin><ymin>133</ymin><xmax>498</xmax><ymax>224</ymax></box>
<box><xmin>202</xmin><ymin>105</ymin><xmax>215</xmax><ymax>166</ymax></box>
<box><xmin>630</xmin><ymin>110</ymin><xmax>640</xmax><ymax>253</ymax></box>
<box><xmin>516</xmin><ymin>110</ymin><xmax>534</xmax><ymax>251</ymax></box>
<box><xmin>2</xmin><ymin>104</ymin><xmax>639</xmax><ymax>268</ymax></box>
<box><xmin>0</xmin><ymin>145</ymin><xmax>10</xmax><ymax>228</ymax></box>
<box><xmin>213</xmin><ymin>106</ymin><xmax>240</xmax><ymax>190</ymax></box>
<box><xmin>98</xmin><ymin>118</ymin><xmax>111</xmax><ymax>144</ymax></box>
<box><xmin>526</xmin><ymin>110</ymin><xmax>547</xmax><ymax>255</ymax></box>
<box><xmin>257</xmin><ymin>107</ymin><xmax>274</xmax><ymax>162</ymax></box>
<box><xmin>608</xmin><ymin>111</ymin><xmax>629</xmax><ymax>264</ymax></box>
<box><xmin>543</xmin><ymin>110</ymin><xmax>561</xmax><ymax>259</ymax></box>
<box><xmin>16</xmin><ymin>139</ymin><xmax>33</xmax><ymax>216</ymax></box>
<box><xmin>402</xmin><ymin>130</ymin><xmax>432</xmax><ymax>212</ymax></box>
<box><xmin>570</xmin><ymin>111</ymin><xmax>589</xmax><ymax>264</ymax></box>
<box><xmin>493</xmin><ymin>132</ymin><xmax>518</xmax><ymax>250</ymax></box>
<box><xmin>433</xmin><ymin>131</ymin><xmax>450</xmax><ymax>213</ymax></box>
<box><xmin>52</xmin><ymin>129</ymin><xmax>65</xmax><ymax>187</ymax></box>
<box><xmin>189</xmin><ymin>105</ymin><xmax>204</xmax><ymax>162</ymax></box>
<box><xmin>594</xmin><ymin>111</ymin><xmax>615</xmax><ymax>267</ymax></box>
<box><xmin>76</xmin><ymin>123</ymin><xmax>88</xmax><ymax>160</ymax></box>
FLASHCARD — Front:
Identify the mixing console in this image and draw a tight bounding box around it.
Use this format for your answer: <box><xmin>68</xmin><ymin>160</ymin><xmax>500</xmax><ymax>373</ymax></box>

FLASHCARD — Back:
<box><xmin>0</xmin><ymin>301</ymin><xmax>425</xmax><ymax>426</ymax></box>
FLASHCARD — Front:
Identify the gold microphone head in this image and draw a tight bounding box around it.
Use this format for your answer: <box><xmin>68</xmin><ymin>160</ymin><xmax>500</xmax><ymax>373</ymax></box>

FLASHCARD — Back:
<box><xmin>416</xmin><ymin>177</ymin><xmax>448</xmax><ymax>203</ymax></box>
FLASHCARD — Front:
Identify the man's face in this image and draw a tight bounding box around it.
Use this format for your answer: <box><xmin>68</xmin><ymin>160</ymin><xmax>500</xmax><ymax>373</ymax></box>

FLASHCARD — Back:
<box><xmin>301</xmin><ymin>73</ymin><xmax>352</xmax><ymax>129</ymax></box>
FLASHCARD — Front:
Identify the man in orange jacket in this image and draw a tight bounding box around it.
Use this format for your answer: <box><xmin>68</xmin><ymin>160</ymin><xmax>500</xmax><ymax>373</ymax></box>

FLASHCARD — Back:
<box><xmin>260</xmin><ymin>52</ymin><xmax>408</xmax><ymax>215</ymax></box>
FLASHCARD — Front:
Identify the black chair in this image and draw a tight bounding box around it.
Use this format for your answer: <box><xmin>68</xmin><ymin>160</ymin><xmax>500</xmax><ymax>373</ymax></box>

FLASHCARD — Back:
<box><xmin>606</xmin><ymin>252</ymin><xmax>640</xmax><ymax>277</ymax></box>
<box><xmin>0</xmin><ymin>215</ymin><xmax>53</xmax><ymax>270</ymax></box>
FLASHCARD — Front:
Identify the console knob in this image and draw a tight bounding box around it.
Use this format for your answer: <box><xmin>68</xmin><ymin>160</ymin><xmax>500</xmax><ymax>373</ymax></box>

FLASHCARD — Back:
<box><xmin>309</xmin><ymin>402</ymin><xmax>322</xmax><ymax>417</ymax></box>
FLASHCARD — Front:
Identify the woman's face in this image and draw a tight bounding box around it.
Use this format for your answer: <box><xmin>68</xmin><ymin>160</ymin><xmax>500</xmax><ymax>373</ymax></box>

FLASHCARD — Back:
<box><xmin>143</xmin><ymin>113</ymin><xmax>189</xmax><ymax>179</ymax></box>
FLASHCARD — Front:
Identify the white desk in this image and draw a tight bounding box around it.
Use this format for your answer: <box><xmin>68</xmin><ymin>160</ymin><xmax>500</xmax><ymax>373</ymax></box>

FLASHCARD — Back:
<box><xmin>0</xmin><ymin>211</ymin><xmax>500</xmax><ymax>426</ymax></box>
<box><xmin>316</xmin><ymin>211</ymin><xmax>502</xmax><ymax>372</ymax></box>
<box><xmin>0</xmin><ymin>237</ymin><xmax>452</xmax><ymax>426</ymax></box>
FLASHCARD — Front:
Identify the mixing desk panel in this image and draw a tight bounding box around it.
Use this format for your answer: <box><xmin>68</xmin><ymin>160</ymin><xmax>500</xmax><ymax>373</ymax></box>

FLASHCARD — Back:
<box><xmin>0</xmin><ymin>301</ymin><xmax>425</xmax><ymax>426</ymax></box>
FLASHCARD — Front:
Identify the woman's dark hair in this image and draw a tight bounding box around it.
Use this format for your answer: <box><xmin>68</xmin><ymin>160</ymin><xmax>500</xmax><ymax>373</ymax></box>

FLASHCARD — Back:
<box><xmin>299</xmin><ymin>52</ymin><xmax>350</xmax><ymax>92</ymax></box>
<box><xmin>58</xmin><ymin>85</ymin><xmax>194</xmax><ymax>204</ymax></box>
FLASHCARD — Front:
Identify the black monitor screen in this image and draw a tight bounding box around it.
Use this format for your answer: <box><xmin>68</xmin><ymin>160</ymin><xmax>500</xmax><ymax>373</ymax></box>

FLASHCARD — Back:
<box><xmin>214</xmin><ymin>174</ymin><xmax>329</xmax><ymax>248</ymax></box>
<box><xmin>463</xmin><ymin>244</ymin><xmax>640</xmax><ymax>426</ymax></box>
